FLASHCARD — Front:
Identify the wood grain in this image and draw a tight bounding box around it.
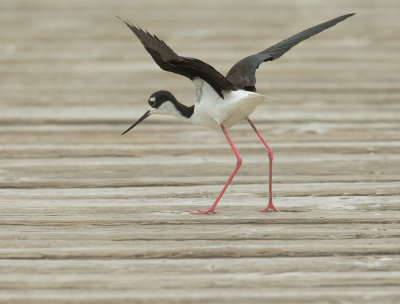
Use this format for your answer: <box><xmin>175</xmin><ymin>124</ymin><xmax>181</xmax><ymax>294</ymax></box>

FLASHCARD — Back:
<box><xmin>1</xmin><ymin>0</ymin><xmax>399</xmax><ymax>303</ymax></box>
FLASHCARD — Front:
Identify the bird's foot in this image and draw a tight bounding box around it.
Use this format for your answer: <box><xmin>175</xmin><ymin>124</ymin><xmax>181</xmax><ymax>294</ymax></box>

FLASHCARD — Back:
<box><xmin>191</xmin><ymin>208</ymin><xmax>219</xmax><ymax>215</ymax></box>
<box><xmin>257</xmin><ymin>200</ymin><xmax>279</xmax><ymax>212</ymax></box>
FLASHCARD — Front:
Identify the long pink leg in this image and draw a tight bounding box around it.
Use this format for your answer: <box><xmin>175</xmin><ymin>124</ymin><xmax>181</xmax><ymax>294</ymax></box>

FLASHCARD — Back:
<box><xmin>192</xmin><ymin>122</ymin><xmax>242</xmax><ymax>214</ymax></box>
<box><xmin>247</xmin><ymin>118</ymin><xmax>278</xmax><ymax>212</ymax></box>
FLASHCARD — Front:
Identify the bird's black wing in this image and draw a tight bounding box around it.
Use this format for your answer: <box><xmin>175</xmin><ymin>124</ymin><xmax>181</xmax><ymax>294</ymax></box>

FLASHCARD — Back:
<box><xmin>226</xmin><ymin>13</ymin><xmax>355</xmax><ymax>91</ymax></box>
<box><xmin>119</xmin><ymin>18</ymin><xmax>236</xmax><ymax>98</ymax></box>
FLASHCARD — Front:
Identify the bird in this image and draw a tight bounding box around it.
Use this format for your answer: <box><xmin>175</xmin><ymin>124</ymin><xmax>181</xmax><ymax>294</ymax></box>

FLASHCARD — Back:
<box><xmin>118</xmin><ymin>13</ymin><xmax>355</xmax><ymax>214</ymax></box>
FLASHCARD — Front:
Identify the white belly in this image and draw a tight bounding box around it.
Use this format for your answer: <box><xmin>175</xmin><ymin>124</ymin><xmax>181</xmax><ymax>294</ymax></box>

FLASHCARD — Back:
<box><xmin>190</xmin><ymin>81</ymin><xmax>267</xmax><ymax>129</ymax></box>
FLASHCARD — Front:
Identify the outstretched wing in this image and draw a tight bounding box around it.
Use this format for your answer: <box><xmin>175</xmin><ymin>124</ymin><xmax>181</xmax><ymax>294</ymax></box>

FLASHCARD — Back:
<box><xmin>226</xmin><ymin>13</ymin><xmax>355</xmax><ymax>91</ymax></box>
<box><xmin>118</xmin><ymin>17</ymin><xmax>236</xmax><ymax>98</ymax></box>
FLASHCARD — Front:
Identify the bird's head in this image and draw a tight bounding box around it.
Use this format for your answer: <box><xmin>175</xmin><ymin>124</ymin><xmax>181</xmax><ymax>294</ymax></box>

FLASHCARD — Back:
<box><xmin>121</xmin><ymin>90</ymin><xmax>177</xmax><ymax>135</ymax></box>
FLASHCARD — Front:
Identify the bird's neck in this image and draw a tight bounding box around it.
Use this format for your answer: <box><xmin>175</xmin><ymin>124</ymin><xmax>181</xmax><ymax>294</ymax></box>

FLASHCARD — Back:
<box><xmin>172</xmin><ymin>100</ymin><xmax>194</xmax><ymax>119</ymax></box>
<box><xmin>156</xmin><ymin>99</ymin><xmax>194</xmax><ymax>120</ymax></box>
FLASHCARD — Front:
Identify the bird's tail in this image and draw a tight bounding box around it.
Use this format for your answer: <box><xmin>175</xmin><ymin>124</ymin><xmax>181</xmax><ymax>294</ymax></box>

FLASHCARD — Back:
<box><xmin>263</xmin><ymin>95</ymin><xmax>280</xmax><ymax>102</ymax></box>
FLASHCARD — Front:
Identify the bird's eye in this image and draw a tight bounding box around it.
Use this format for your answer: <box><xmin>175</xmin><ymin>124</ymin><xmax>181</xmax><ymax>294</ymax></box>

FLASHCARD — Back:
<box><xmin>149</xmin><ymin>100</ymin><xmax>156</xmax><ymax>107</ymax></box>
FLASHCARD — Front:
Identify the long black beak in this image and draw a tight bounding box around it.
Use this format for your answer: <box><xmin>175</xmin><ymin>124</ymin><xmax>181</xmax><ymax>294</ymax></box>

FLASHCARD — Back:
<box><xmin>121</xmin><ymin>110</ymin><xmax>151</xmax><ymax>135</ymax></box>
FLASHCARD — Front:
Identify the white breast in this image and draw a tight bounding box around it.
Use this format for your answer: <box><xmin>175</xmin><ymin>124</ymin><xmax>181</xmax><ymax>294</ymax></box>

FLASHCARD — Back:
<box><xmin>190</xmin><ymin>79</ymin><xmax>267</xmax><ymax>129</ymax></box>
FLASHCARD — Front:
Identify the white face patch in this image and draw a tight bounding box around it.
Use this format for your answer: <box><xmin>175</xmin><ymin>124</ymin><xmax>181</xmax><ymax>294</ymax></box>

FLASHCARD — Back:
<box><xmin>149</xmin><ymin>97</ymin><xmax>156</xmax><ymax>102</ymax></box>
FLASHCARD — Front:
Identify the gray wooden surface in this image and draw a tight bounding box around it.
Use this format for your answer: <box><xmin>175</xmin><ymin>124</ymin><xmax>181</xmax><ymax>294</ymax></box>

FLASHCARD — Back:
<box><xmin>1</xmin><ymin>0</ymin><xmax>400</xmax><ymax>303</ymax></box>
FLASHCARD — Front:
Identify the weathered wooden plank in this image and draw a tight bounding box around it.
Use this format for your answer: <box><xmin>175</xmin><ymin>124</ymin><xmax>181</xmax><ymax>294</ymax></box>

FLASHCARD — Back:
<box><xmin>0</xmin><ymin>288</ymin><xmax>399</xmax><ymax>304</ymax></box>
<box><xmin>1</xmin><ymin>224</ymin><xmax>399</xmax><ymax>243</ymax></box>
<box><xmin>1</xmin><ymin>272</ymin><xmax>400</xmax><ymax>290</ymax></box>
<box><xmin>0</xmin><ymin>0</ymin><xmax>399</xmax><ymax>303</ymax></box>
<box><xmin>2</xmin><ymin>256</ymin><xmax>400</xmax><ymax>274</ymax></box>
<box><xmin>0</xmin><ymin>240</ymin><xmax>398</xmax><ymax>259</ymax></box>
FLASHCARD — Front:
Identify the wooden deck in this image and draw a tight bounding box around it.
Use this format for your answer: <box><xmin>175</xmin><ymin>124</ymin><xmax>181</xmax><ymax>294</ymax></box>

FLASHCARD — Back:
<box><xmin>1</xmin><ymin>0</ymin><xmax>400</xmax><ymax>303</ymax></box>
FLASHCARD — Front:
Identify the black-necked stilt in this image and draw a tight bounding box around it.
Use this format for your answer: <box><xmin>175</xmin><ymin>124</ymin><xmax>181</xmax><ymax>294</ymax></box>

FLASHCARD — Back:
<box><xmin>118</xmin><ymin>13</ymin><xmax>355</xmax><ymax>214</ymax></box>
